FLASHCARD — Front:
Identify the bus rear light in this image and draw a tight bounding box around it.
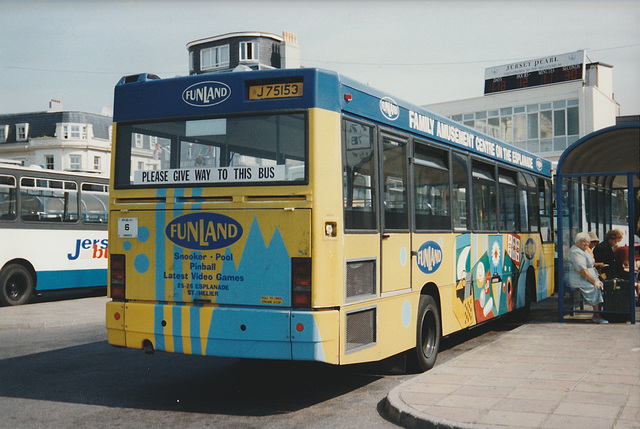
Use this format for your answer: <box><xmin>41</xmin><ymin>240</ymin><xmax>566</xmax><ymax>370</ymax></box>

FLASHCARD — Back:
<box><xmin>110</xmin><ymin>254</ymin><xmax>126</xmax><ymax>300</ymax></box>
<box><xmin>291</xmin><ymin>258</ymin><xmax>311</xmax><ymax>308</ymax></box>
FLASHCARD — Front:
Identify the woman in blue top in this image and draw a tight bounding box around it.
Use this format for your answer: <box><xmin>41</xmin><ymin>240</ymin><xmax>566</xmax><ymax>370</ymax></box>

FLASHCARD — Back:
<box><xmin>569</xmin><ymin>232</ymin><xmax>608</xmax><ymax>323</ymax></box>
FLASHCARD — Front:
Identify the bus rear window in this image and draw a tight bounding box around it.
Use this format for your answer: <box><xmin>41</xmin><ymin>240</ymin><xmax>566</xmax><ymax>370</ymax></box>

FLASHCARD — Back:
<box><xmin>114</xmin><ymin>113</ymin><xmax>307</xmax><ymax>188</ymax></box>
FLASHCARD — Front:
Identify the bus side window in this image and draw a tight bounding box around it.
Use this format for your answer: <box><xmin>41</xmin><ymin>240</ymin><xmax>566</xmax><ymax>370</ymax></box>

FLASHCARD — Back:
<box><xmin>382</xmin><ymin>136</ymin><xmax>408</xmax><ymax>231</ymax></box>
<box><xmin>539</xmin><ymin>178</ymin><xmax>553</xmax><ymax>241</ymax></box>
<box><xmin>20</xmin><ymin>192</ymin><xmax>43</xmax><ymax>221</ymax></box>
<box><xmin>451</xmin><ymin>153</ymin><xmax>469</xmax><ymax>231</ymax></box>
<box><xmin>472</xmin><ymin>161</ymin><xmax>497</xmax><ymax>231</ymax></box>
<box><xmin>20</xmin><ymin>178</ymin><xmax>78</xmax><ymax>223</ymax></box>
<box><xmin>518</xmin><ymin>172</ymin><xmax>539</xmax><ymax>232</ymax></box>
<box><xmin>343</xmin><ymin>119</ymin><xmax>377</xmax><ymax>231</ymax></box>
<box><xmin>0</xmin><ymin>174</ymin><xmax>17</xmax><ymax>220</ymax></box>
<box><xmin>413</xmin><ymin>143</ymin><xmax>451</xmax><ymax>231</ymax></box>
<box><xmin>81</xmin><ymin>183</ymin><xmax>108</xmax><ymax>224</ymax></box>
<box><xmin>498</xmin><ymin>169</ymin><xmax>518</xmax><ymax>231</ymax></box>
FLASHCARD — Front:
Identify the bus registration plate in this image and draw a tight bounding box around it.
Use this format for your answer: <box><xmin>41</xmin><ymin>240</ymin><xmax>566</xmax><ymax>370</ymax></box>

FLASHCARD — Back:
<box><xmin>118</xmin><ymin>217</ymin><xmax>138</xmax><ymax>238</ymax></box>
<box><xmin>249</xmin><ymin>82</ymin><xmax>303</xmax><ymax>100</ymax></box>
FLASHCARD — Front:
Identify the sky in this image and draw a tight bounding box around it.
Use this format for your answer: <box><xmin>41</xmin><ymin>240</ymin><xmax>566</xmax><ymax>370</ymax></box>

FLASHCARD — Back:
<box><xmin>1</xmin><ymin>0</ymin><xmax>639</xmax><ymax>117</ymax></box>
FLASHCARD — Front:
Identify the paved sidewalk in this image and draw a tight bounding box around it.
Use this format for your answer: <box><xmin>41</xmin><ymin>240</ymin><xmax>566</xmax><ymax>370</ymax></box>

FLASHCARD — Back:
<box><xmin>0</xmin><ymin>295</ymin><xmax>107</xmax><ymax>330</ymax></box>
<box><xmin>386</xmin><ymin>298</ymin><xmax>640</xmax><ymax>429</ymax></box>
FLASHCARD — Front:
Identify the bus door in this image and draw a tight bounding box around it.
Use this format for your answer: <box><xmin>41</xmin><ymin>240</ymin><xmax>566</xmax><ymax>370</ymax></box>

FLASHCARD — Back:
<box><xmin>380</xmin><ymin>134</ymin><xmax>411</xmax><ymax>294</ymax></box>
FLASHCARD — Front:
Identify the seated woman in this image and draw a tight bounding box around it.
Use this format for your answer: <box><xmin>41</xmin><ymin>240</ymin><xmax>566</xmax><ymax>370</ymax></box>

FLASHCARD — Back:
<box><xmin>613</xmin><ymin>241</ymin><xmax>640</xmax><ymax>306</ymax></box>
<box><xmin>594</xmin><ymin>229</ymin><xmax>624</xmax><ymax>279</ymax></box>
<box><xmin>568</xmin><ymin>232</ymin><xmax>608</xmax><ymax>323</ymax></box>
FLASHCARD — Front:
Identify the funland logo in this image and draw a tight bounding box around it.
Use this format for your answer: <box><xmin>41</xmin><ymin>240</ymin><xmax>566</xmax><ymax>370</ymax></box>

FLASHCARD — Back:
<box><xmin>182</xmin><ymin>81</ymin><xmax>231</xmax><ymax>107</ymax></box>
<box><xmin>535</xmin><ymin>157</ymin><xmax>543</xmax><ymax>171</ymax></box>
<box><xmin>416</xmin><ymin>240</ymin><xmax>443</xmax><ymax>274</ymax></box>
<box><xmin>379</xmin><ymin>97</ymin><xmax>399</xmax><ymax>121</ymax></box>
<box><xmin>524</xmin><ymin>238</ymin><xmax>536</xmax><ymax>260</ymax></box>
<box><xmin>166</xmin><ymin>212</ymin><xmax>243</xmax><ymax>250</ymax></box>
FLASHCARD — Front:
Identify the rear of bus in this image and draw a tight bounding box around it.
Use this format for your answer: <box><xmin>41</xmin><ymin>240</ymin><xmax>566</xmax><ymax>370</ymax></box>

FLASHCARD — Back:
<box><xmin>106</xmin><ymin>70</ymin><xmax>343</xmax><ymax>362</ymax></box>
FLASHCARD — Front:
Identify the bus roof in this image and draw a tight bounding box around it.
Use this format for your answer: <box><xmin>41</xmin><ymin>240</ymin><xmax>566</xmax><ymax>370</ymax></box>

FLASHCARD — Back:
<box><xmin>114</xmin><ymin>68</ymin><xmax>552</xmax><ymax>177</ymax></box>
<box><xmin>0</xmin><ymin>163</ymin><xmax>109</xmax><ymax>181</ymax></box>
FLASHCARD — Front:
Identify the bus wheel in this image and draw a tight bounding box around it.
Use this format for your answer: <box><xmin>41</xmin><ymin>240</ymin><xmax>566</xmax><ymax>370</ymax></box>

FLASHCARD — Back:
<box><xmin>0</xmin><ymin>264</ymin><xmax>34</xmax><ymax>306</ymax></box>
<box><xmin>409</xmin><ymin>295</ymin><xmax>441</xmax><ymax>372</ymax></box>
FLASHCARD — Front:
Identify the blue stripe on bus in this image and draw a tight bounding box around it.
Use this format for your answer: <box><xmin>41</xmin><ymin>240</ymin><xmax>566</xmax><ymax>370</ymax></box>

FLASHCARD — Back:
<box><xmin>155</xmin><ymin>188</ymin><xmax>167</xmax><ymax>301</ymax></box>
<box><xmin>154</xmin><ymin>188</ymin><xmax>167</xmax><ymax>351</ymax></box>
<box><xmin>154</xmin><ymin>304</ymin><xmax>165</xmax><ymax>352</ymax></box>
<box><xmin>172</xmin><ymin>188</ymin><xmax>185</xmax><ymax>302</ymax></box>
<box><xmin>36</xmin><ymin>269</ymin><xmax>107</xmax><ymax>291</ymax></box>
<box><xmin>189</xmin><ymin>187</ymin><xmax>204</xmax><ymax>355</ymax></box>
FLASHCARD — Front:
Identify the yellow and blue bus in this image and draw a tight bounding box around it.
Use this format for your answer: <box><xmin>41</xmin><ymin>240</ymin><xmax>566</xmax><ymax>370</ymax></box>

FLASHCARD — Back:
<box><xmin>106</xmin><ymin>69</ymin><xmax>554</xmax><ymax>371</ymax></box>
<box><xmin>0</xmin><ymin>162</ymin><xmax>108</xmax><ymax>305</ymax></box>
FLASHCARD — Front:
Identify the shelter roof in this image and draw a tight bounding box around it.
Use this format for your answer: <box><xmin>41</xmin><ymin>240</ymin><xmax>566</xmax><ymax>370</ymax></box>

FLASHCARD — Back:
<box><xmin>557</xmin><ymin>123</ymin><xmax>639</xmax><ymax>188</ymax></box>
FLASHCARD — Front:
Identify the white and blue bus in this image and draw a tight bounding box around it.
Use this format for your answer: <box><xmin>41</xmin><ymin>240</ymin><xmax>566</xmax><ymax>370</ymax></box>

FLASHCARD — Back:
<box><xmin>0</xmin><ymin>162</ymin><xmax>109</xmax><ymax>305</ymax></box>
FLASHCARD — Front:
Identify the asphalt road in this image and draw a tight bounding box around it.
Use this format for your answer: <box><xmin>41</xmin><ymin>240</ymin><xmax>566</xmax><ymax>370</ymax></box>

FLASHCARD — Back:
<box><xmin>0</xmin><ymin>293</ymin><xmax>522</xmax><ymax>428</ymax></box>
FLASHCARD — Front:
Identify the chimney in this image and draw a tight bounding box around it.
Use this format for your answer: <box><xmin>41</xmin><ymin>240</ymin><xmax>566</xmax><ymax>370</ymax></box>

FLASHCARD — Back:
<box><xmin>281</xmin><ymin>30</ymin><xmax>300</xmax><ymax>69</ymax></box>
<box><xmin>48</xmin><ymin>99</ymin><xmax>63</xmax><ymax>112</ymax></box>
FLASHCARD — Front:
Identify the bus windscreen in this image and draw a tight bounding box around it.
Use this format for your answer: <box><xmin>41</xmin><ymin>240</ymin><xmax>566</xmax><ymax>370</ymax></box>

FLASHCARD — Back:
<box><xmin>114</xmin><ymin>113</ymin><xmax>307</xmax><ymax>188</ymax></box>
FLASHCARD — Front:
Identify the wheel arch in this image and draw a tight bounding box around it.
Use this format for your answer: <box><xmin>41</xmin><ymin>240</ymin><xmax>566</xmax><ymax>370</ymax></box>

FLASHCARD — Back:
<box><xmin>1</xmin><ymin>258</ymin><xmax>37</xmax><ymax>288</ymax></box>
<box><xmin>420</xmin><ymin>282</ymin><xmax>441</xmax><ymax>316</ymax></box>
<box><xmin>526</xmin><ymin>264</ymin><xmax>537</xmax><ymax>303</ymax></box>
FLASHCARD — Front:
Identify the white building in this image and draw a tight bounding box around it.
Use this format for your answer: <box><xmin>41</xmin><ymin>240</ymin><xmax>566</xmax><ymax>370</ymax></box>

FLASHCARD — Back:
<box><xmin>423</xmin><ymin>51</ymin><xmax>620</xmax><ymax>165</ymax></box>
<box><xmin>0</xmin><ymin>102</ymin><xmax>112</xmax><ymax>176</ymax></box>
<box><xmin>187</xmin><ymin>30</ymin><xmax>300</xmax><ymax>75</ymax></box>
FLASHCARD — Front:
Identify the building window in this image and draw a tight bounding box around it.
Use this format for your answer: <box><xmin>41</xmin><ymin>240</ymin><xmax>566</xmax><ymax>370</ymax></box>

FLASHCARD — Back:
<box><xmin>0</xmin><ymin>125</ymin><xmax>8</xmax><ymax>142</ymax></box>
<box><xmin>134</xmin><ymin>133</ymin><xmax>143</xmax><ymax>148</ymax></box>
<box><xmin>450</xmin><ymin>98</ymin><xmax>579</xmax><ymax>154</ymax></box>
<box><xmin>500</xmin><ymin>116</ymin><xmax>513</xmax><ymax>142</ymax></box>
<box><xmin>94</xmin><ymin>156</ymin><xmax>101</xmax><ymax>171</ymax></box>
<box><xmin>513</xmin><ymin>113</ymin><xmax>526</xmax><ymax>142</ymax></box>
<box><xmin>201</xmin><ymin>45</ymin><xmax>230</xmax><ymax>70</ymax></box>
<box><xmin>45</xmin><ymin>155</ymin><xmax>54</xmax><ymax>170</ymax></box>
<box><xmin>62</xmin><ymin>124</ymin><xmax>87</xmax><ymax>139</ymax></box>
<box><xmin>16</xmin><ymin>123</ymin><xmax>29</xmax><ymax>141</ymax></box>
<box><xmin>527</xmin><ymin>112</ymin><xmax>538</xmax><ymax>139</ymax></box>
<box><xmin>487</xmin><ymin>116</ymin><xmax>499</xmax><ymax>139</ymax></box>
<box><xmin>70</xmin><ymin>155</ymin><xmax>82</xmax><ymax>170</ymax></box>
<box><xmin>554</xmin><ymin>110</ymin><xmax>566</xmax><ymax>136</ymax></box>
<box><xmin>567</xmin><ymin>105</ymin><xmax>579</xmax><ymax>135</ymax></box>
<box><xmin>239</xmin><ymin>42</ymin><xmax>259</xmax><ymax>62</ymax></box>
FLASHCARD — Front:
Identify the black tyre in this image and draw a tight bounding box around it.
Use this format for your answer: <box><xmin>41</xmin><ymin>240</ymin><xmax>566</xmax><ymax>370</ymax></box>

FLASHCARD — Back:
<box><xmin>511</xmin><ymin>268</ymin><xmax>535</xmax><ymax>322</ymax></box>
<box><xmin>0</xmin><ymin>264</ymin><xmax>34</xmax><ymax>306</ymax></box>
<box><xmin>409</xmin><ymin>294</ymin><xmax>441</xmax><ymax>372</ymax></box>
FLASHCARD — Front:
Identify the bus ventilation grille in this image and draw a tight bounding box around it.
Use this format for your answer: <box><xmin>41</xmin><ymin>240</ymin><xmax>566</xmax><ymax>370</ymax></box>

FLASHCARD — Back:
<box><xmin>346</xmin><ymin>259</ymin><xmax>376</xmax><ymax>300</ymax></box>
<box><xmin>345</xmin><ymin>307</ymin><xmax>376</xmax><ymax>353</ymax></box>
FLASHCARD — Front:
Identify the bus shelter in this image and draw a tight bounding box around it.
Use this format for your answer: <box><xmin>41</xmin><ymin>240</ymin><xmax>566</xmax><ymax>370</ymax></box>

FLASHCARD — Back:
<box><xmin>556</xmin><ymin>122</ymin><xmax>639</xmax><ymax>323</ymax></box>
